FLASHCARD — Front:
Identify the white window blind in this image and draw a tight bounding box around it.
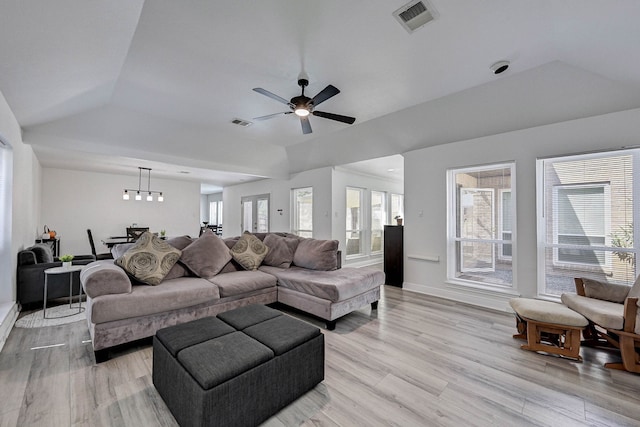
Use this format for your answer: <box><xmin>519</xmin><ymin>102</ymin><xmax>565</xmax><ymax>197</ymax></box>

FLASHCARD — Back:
<box><xmin>538</xmin><ymin>151</ymin><xmax>636</xmax><ymax>297</ymax></box>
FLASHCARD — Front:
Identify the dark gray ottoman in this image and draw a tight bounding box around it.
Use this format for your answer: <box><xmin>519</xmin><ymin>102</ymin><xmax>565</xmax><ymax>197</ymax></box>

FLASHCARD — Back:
<box><xmin>153</xmin><ymin>305</ymin><xmax>324</xmax><ymax>427</ymax></box>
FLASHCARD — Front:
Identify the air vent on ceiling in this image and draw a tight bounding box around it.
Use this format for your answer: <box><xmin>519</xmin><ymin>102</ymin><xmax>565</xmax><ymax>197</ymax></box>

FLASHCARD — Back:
<box><xmin>393</xmin><ymin>0</ymin><xmax>438</xmax><ymax>34</ymax></box>
<box><xmin>231</xmin><ymin>118</ymin><xmax>252</xmax><ymax>127</ymax></box>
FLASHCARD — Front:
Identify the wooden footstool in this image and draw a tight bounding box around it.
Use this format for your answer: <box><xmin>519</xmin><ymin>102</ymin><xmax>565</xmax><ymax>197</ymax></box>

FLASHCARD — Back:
<box><xmin>509</xmin><ymin>298</ymin><xmax>588</xmax><ymax>361</ymax></box>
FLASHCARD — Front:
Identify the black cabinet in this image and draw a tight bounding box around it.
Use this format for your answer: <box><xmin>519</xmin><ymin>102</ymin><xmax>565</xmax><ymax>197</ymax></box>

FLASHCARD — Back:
<box><xmin>384</xmin><ymin>225</ymin><xmax>403</xmax><ymax>287</ymax></box>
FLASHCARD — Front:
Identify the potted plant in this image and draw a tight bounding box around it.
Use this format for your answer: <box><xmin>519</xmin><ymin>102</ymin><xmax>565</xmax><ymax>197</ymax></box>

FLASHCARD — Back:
<box><xmin>160</xmin><ymin>229</ymin><xmax>166</xmax><ymax>239</ymax></box>
<box><xmin>394</xmin><ymin>215</ymin><xmax>403</xmax><ymax>226</ymax></box>
<box><xmin>59</xmin><ymin>254</ymin><xmax>74</xmax><ymax>268</ymax></box>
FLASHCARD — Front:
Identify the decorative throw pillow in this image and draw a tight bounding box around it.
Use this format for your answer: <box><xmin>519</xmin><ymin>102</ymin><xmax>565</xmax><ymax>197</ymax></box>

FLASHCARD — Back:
<box><xmin>163</xmin><ymin>235</ymin><xmax>195</xmax><ymax>280</ymax></box>
<box><xmin>115</xmin><ymin>232</ymin><xmax>182</xmax><ymax>285</ymax></box>
<box><xmin>262</xmin><ymin>234</ymin><xmax>299</xmax><ymax>268</ymax></box>
<box><xmin>292</xmin><ymin>238</ymin><xmax>339</xmax><ymax>271</ymax></box>
<box><xmin>230</xmin><ymin>231</ymin><xmax>269</xmax><ymax>271</ymax></box>
<box><xmin>180</xmin><ymin>231</ymin><xmax>232</xmax><ymax>279</ymax></box>
<box><xmin>30</xmin><ymin>244</ymin><xmax>54</xmax><ymax>264</ymax></box>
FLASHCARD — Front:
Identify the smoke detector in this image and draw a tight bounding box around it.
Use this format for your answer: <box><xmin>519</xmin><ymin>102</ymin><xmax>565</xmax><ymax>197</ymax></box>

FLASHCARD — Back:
<box><xmin>490</xmin><ymin>61</ymin><xmax>510</xmax><ymax>75</ymax></box>
<box><xmin>393</xmin><ymin>0</ymin><xmax>438</xmax><ymax>34</ymax></box>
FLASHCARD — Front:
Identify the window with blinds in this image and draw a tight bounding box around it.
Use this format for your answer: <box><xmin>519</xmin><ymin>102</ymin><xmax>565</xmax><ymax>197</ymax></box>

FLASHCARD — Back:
<box><xmin>538</xmin><ymin>150</ymin><xmax>637</xmax><ymax>297</ymax></box>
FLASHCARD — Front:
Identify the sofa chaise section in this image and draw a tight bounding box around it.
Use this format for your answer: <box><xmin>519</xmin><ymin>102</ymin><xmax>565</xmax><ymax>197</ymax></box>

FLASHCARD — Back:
<box><xmin>260</xmin><ymin>265</ymin><xmax>384</xmax><ymax>330</ymax></box>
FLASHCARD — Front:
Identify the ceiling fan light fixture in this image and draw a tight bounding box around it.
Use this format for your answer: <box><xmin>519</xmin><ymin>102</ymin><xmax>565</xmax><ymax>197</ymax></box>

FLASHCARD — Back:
<box><xmin>294</xmin><ymin>107</ymin><xmax>310</xmax><ymax>117</ymax></box>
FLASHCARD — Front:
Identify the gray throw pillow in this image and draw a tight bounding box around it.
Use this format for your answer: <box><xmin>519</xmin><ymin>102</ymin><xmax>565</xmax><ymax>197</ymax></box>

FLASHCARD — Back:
<box><xmin>180</xmin><ymin>231</ymin><xmax>232</xmax><ymax>279</ymax></box>
<box><xmin>115</xmin><ymin>232</ymin><xmax>182</xmax><ymax>285</ymax></box>
<box><xmin>230</xmin><ymin>232</ymin><xmax>269</xmax><ymax>271</ymax></box>
<box><xmin>166</xmin><ymin>235</ymin><xmax>194</xmax><ymax>250</ymax></box>
<box><xmin>30</xmin><ymin>244</ymin><xmax>54</xmax><ymax>264</ymax></box>
<box><xmin>163</xmin><ymin>235</ymin><xmax>195</xmax><ymax>280</ymax></box>
<box><xmin>262</xmin><ymin>234</ymin><xmax>299</xmax><ymax>268</ymax></box>
<box><xmin>293</xmin><ymin>238</ymin><xmax>339</xmax><ymax>271</ymax></box>
<box><xmin>582</xmin><ymin>278</ymin><xmax>631</xmax><ymax>303</ymax></box>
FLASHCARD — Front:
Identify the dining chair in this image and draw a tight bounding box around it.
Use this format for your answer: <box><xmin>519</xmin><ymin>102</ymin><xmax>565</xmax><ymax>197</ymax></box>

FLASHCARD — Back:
<box><xmin>87</xmin><ymin>229</ymin><xmax>114</xmax><ymax>260</ymax></box>
<box><xmin>126</xmin><ymin>227</ymin><xmax>149</xmax><ymax>242</ymax></box>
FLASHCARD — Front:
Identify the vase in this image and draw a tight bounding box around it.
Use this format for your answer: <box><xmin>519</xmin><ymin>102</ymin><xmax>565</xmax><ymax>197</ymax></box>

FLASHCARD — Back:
<box><xmin>396</xmin><ymin>219</ymin><xmax>403</xmax><ymax>226</ymax></box>
<box><xmin>62</xmin><ymin>261</ymin><xmax>71</xmax><ymax>268</ymax></box>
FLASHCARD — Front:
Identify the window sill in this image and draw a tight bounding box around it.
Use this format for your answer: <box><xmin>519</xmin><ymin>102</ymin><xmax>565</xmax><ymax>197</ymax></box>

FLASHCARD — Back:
<box><xmin>445</xmin><ymin>278</ymin><xmax>520</xmax><ymax>297</ymax></box>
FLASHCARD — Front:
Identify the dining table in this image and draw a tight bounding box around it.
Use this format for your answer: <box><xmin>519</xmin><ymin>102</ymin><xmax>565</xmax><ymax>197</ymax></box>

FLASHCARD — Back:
<box><xmin>102</xmin><ymin>236</ymin><xmax>130</xmax><ymax>248</ymax></box>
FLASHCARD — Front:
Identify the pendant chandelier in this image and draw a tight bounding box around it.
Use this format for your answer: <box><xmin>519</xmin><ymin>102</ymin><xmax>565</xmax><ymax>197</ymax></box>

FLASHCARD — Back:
<box><xmin>122</xmin><ymin>167</ymin><xmax>164</xmax><ymax>202</ymax></box>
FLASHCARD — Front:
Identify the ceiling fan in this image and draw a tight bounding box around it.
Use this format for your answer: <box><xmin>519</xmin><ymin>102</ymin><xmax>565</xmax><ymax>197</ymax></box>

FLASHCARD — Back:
<box><xmin>252</xmin><ymin>76</ymin><xmax>356</xmax><ymax>134</ymax></box>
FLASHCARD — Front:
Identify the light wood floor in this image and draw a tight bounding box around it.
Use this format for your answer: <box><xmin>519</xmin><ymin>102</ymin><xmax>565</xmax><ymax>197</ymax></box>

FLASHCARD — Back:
<box><xmin>1</xmin><ymin>286</ymin><xmax>640</xmax><ymax>426</ymax></box>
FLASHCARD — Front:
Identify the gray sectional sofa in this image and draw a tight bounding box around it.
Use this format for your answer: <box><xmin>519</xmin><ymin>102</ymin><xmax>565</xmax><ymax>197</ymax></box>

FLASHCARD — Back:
<box><xmin>80</xmin><ymin>232</ymin><xmax>384</xmax><ymax>362</ymax></box>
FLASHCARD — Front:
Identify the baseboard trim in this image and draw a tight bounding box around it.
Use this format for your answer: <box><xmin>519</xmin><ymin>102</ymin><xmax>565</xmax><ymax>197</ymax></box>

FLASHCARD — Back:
<box><xmin>0</xmin><ymin>302</ymin><xmax>18</xmax><ymax>353</ymax></box>
<box><xmin>403</xmin><ymin>281</ymin><xmax>516</xmax><ymax>313</ymax></box>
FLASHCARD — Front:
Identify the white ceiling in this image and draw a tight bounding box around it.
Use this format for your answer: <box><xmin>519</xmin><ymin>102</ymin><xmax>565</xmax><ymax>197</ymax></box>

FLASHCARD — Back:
<box><xmin>2</xmin><ymin>1</ymin><xmax>640</xmax><ymax>189</ymax></box>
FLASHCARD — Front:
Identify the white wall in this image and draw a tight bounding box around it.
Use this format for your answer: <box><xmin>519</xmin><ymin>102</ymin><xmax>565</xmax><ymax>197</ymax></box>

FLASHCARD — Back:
<box><xmin>403</xmin><ymin>107</ymin><xmax>640</xmax><ymax>312</ymax></box>
<box><xmin>223</xmin><ymin>167</ymin><xmax>333</xmax><ymax>239</ymax></box>
<box><xmin>1</xmin><ymin>91</ymin><xmax>41</xmax><ymax>304</ymax></box>
<box><xmin>0</xmin><ymin>89</ymin><xmax>41</xmax><ymax>349</ymax></box>
<box><xmin>41</xmin><ymin>168</ymin><xmax>201</xmax><ymax>255</ymax></box>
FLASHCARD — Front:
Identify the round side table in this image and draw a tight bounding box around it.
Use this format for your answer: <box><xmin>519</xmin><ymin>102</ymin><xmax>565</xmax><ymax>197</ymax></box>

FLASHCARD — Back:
<box><xmin>43</xmin><ymin>265</ymin><xmax>86</xmax><ymax>319</ymax></box>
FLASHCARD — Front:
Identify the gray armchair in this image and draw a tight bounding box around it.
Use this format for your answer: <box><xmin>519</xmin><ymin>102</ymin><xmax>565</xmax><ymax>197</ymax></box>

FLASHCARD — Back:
<box><xmin>17</xmin><ymin>244</ymin><xmax>95</xmax><ymax>307</ymax></box>
<box><xmin>561</xmin><ymin>277</ymin><xmax>640</xmax><ymax>373</ymax></box>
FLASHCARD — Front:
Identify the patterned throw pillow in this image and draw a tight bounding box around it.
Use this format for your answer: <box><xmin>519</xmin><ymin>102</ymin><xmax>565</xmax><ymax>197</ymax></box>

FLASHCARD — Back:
<box><xmin>230</xmin><ymin>231</ymin><xmax>269</xmax><ymax>271</ymax></box>
<box><xmin>115</xmin><ymin>232</ymin><xmax>182</xmax><ymax>285</ymax></box>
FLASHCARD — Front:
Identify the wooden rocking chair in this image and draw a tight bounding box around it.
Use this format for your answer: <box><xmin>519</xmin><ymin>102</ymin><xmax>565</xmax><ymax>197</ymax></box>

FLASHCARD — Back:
<box><xmin>561</xmin><ymin>278</ymin><xmax>640</xmax><ymax>373</ymax></box>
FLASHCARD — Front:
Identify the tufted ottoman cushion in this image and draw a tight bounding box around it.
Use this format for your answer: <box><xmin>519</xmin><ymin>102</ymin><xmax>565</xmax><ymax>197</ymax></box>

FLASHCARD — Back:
<box><xmin>153</xmin><ymin>304</ymin><xmax>324</xmax><ymax>427</ymax></box>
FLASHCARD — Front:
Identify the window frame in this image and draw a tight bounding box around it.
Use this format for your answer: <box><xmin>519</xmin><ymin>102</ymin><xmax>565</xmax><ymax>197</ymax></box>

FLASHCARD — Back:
<box><xmin>536</xmin><ymin>149</ymin><xmax>638</xmax><ymax>299</ymax></box>
<box><xmin>346</xmin><ymin>187</ymin><xmax>365</xmax><ymax>259</ymax></box>
<box><xmin>370</xmin><ymin>190</ymin><xmax>386</xmax><ymax>254</ymax></box>
<box><xmin>291</xmin><ymin>187</ymin><xmax>313</xmax><ymax>238</ymax></box>
<box><xmin>551</xmin><ymin>183</ymin><xmax>611</xmax><ymax>269</ymax></box>
<box><xmin>447</xmin><ymin>162</ymin><xmax>516</xmax><ymax>290</ymax></box>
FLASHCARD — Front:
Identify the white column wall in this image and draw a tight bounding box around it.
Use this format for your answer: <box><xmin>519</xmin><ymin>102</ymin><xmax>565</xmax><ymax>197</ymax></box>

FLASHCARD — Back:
<box><xmin>40</xmin><ymin>168</ymin><xmax>201</xmax><ymax>255</ymax></box>
<box><xmin>404</xmin><ymin>107</ymin><xmax>640</xmax><ymax>312</ymax></box>
<box><xmin>1</xmin><ymin>89</ymin><xmax>41</xmax><ymax>349</ymax></box>
<box><xmin>1</xmin><ymin>91</ymin><xmax>41</xmax><ymax>304</ymax></box>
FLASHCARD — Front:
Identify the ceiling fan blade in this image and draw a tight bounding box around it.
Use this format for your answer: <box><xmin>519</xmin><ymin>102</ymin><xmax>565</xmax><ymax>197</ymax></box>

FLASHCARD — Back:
<box><xmin>300</xmin><ymin>116</ymin><xmax>312</xmax><ymax>134</ymax></box>
<box><xmin>312</xmin><ymin>110</ymin><xmax>356</xmax><ymax>124</ymax></box>
<box><xmin>311</xmin><ymin>85</ymin><xmax>340</xmax><ymax>106</ymax></box>
<box><xmin>253</xmin><ymin>112</ymin><xmax>292</xmax><ymax>121</ymax></box>
<box><xmin>253</xmin><ymin>88</ymin><xmax>293</xmax><ymax>107</ymax></box>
